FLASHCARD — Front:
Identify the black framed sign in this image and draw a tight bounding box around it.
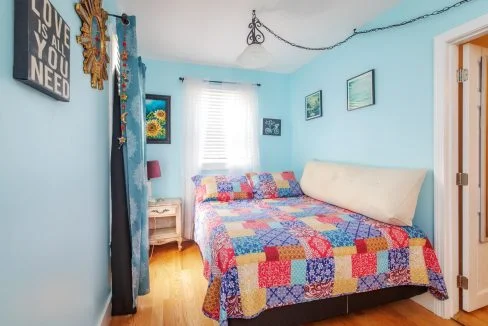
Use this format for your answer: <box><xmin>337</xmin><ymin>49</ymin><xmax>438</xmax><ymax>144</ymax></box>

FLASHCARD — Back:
<box><xmin>14</xmin><ymin>0</ymin><xmax>71</xmax><ymax>102</ymax></box>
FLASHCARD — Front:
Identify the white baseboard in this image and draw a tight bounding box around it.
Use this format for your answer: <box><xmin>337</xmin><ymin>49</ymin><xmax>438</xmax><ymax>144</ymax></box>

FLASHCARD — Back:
<box><xmin>98</xmin><ymin>293</ymin><xmax>112</xmax><ymax>326</ymax></box>
<box><xmin>411</xmin><ymin>292</ymin><xmax>436</xmax><ymax>315</ymax></box>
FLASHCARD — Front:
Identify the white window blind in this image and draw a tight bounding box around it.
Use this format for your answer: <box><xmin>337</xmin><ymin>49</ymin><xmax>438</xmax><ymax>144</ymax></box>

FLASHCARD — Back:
<box><xmin>199</xmin><ymin>88</ymin><xmax>234</xmax><ymax>169</ymax></box>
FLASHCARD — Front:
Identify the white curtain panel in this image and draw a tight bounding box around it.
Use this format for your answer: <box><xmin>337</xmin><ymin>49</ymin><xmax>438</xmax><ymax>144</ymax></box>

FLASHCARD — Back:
<box><xmin>182</xmin><ymin>79</ymin><xmax>260</xmax><ymax>239</ymax></box>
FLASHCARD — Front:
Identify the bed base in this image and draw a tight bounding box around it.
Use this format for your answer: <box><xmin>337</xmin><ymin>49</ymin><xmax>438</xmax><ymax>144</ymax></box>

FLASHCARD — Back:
<box><xmin>228</xmin><ymin>286</ymin><xmax>427</xmax><ymax>326</ymax></box>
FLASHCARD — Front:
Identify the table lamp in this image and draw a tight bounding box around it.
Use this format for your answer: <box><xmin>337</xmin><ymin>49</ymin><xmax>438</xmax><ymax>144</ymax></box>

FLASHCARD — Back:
<box><xmin>147</xmin><ymin>160</ymin><xmax>161</xmax><ymax>203</ymax></box>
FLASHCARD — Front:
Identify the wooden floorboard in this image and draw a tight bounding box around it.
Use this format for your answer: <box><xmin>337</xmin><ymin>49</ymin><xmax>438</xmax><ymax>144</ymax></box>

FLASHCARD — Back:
<box><xmin>454</xmin><ymin>306</ymin><xmax>488</xmax><ymax>326</ymax></box>
<box><xmin>111</xmin><ymin>243</ymin><xmax>463</xmax><ymax>326</ymax></box>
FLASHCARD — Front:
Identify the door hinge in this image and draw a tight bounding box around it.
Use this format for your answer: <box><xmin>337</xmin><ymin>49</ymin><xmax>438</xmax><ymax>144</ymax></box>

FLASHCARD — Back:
<box><xmin>457</xmin><ymin>68</ymin><xmax>469</xmax><ymax>83</ymax></box>
<box><xmin>457</xmin><ymin>275</ymin><xmax>469</xmax><ymax>290</ymax></box>
<box><xmin>456</xmin><ymin>172</ymin><xmax>469</xmax><ymax>186</ymax></box>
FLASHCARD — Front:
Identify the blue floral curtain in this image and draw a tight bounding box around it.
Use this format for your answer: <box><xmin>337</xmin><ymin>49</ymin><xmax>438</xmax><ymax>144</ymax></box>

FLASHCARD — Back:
<box><xmin>116</xmin><ymin>16</ymin><xmax>149</xmax><ymax>305</ymax></box>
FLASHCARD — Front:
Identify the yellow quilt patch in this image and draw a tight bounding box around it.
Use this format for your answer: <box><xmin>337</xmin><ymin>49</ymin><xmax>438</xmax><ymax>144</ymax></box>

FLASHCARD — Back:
<box><xmin>240</xmin><ymin>288</ymin><xmax>266</xmax><ymax>316</ymax></box>
<box><xmin>236</xmin><ymin>252</ymin><xmax>266</xmax><ymax>265</ymax></box>
<box><xmin>301</xmin><ymin>217</ymin><xmax>336</xmax><ymax>231</ymax></box>
<box><xmin>333</xmin><ymin>246</ymin><xmax>357</xmax><ymax>256</ymax></box>
<box><xmin>411</xmin><ymin>267</ymin><xmax>429</xmax><ymax>284</ymax></box>
<box><xmin>227</xmin><ymin>228</ymin><xmax>255</xmax><ymax>238</ymax></box>
<box><xmin>409</xmin><ymin>238</ymin><xmax>427</xmax><ymax>247</ymax></box>
<box><xmin>333</xmin><ymin>278</ymin><xmax>358</xmax><ymax>295</ymax></box>
<box><xmin>335</xmin><ymin>256</ymin><xmax>352</xmax><ymax>279</ymax></box>
<box><xmin>275</xmin><ymin>179</ymin><xmax>291</xmax><ymax>188</ymax></box>
<box><xmin>277</xmin><ymin>245</ymin><xmax>306</xmax><ymax>260</ymax></box>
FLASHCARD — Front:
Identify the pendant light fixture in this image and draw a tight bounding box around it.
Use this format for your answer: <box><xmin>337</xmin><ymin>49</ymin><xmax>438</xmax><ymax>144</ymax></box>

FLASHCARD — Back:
<box><xmin>236</xmin><ymin>10</ymin><xmax>271</xmax><ymax>69</ymax></box>
<box><xmin>237</xmin><ymin>1</ymin><xmax>473</xmax><ymax>69</ymax></box>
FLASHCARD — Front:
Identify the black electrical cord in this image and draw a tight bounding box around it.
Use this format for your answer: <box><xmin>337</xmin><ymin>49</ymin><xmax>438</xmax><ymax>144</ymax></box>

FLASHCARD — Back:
<box><xmin>255</xmin><ymin>0</ymin><xmax>476</xmax><ymax>51</ymax></box>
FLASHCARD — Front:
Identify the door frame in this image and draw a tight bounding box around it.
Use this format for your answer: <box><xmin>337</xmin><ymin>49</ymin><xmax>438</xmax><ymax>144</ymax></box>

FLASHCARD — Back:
<box><xmin>434</xmin><ymin>13</ymin><xmax>488</xmax><ymax>319</ymax></box>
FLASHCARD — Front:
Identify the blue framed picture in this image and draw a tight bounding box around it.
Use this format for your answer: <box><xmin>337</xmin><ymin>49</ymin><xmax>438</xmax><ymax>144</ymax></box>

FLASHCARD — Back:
<box><xmin>305</xmin><ymin>90</ymin><xmax>322</xmax><ymax>120</ymax></box>
<box><xmin>146</xmin><ymin>94</ymin><xmax>171</xmax><ymax>144</ymax></box>
<box><xmin>263</xmin><ymin>118</ymin><xmax>281</xmax><ymax>136</ymax></box>
<box><xmin>347</xmin><ymin>69</ymin><xmax>375</xmax><ymax>111</ymax></box>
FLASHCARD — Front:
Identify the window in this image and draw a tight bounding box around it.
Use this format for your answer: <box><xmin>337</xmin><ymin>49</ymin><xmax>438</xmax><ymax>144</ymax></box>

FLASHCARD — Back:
<box><xmin>186</xmin><ymin>81</ymin><xmax>260</xmax><ymax>172</ymax></box>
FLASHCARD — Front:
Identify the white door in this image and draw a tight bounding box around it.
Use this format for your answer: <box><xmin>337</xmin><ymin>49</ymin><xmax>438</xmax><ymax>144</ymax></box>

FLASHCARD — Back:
<box><xmin>462</xmin><ymin>43</ymin><xmax>488</xmax><ymax>312</ymax></box>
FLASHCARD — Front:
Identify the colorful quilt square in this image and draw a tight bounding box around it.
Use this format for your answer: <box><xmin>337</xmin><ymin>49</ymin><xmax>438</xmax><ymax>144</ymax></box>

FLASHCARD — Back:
<box><xmin>192</xmin><ymin>174</ymin><xmax>253</xmax><ymax>202</ymax></box>
<box><xmin>232</xmin><ymin>236</ymin><xmax>264</xmax><ymax>256</ymax></box>
<box><xmin>264</xmin><ymin>246</ymin><xmax>280</xmax><ymax>261</ymax></box>
<box><xmin>255</xmin><ymin>228</ymin><xmax>300</xmax><ymax>247</ymax></box>
<box><xmin>258</xmin><ymin>261</ymin><xmax>291</xmax><ymax>287</ymax></box>
<box><xmin>365</xmin><ymin>237</ymin><xmax>389</xmax><ymax>252</ymax></box>
<box><xmin>306</xmin><ymin>236</ymin><xmax>333</xmax><ymax>258</ymax></box>
<box><xmin>388</xmin><ymin>248</ymin><xmax>410</xmax><ymax>270</ymax></box>
<box><xmin>267</xmin><ymin>285</ymin><xmax>305</xmax><ymax>308</ymax></box>
<box><xmin>302</xmin><ymin>217</ymin><xmax>337</xmax><ymax>232</ymax></box>
<box><xmin>221</xmin><ymin>267</ymin><xmax>240</xmax><ymax>297</ymax></box>
<box><xmin>352</xmin><ymin>252</ymin><xmax>377</xmax><ymax>277</ymax></box>
<box><xmin>337</xmin><ymin>220</ymin><xmax>382</xmax><ymax>239</ymax></box>
<box><xmin>411</xmin><ymin>267</ymin><xmax>429</xmax><ymax>284</ymax></box>
<box><xmin>333</xmin><ymin>246</ymin><xmax>357</xmax><ymax>256</ymax></box>
<box><xmin>409</xmin><ymin>238</ymin><xmax>427</xmax><ymax>247</ymax></box>
<box><xmin>333</xmin><ymin>278</ymin><xmax>358</xmax><ymax>295</ymax></box>
<box><xmin>237</xmin><ymin>263</ymin><xmax>259</xmax><ymax>292</ymax></box>
<box><xmin>235</xmin><ymin>252</ymin><xmax>266</xmax><ymax>265</ymax></box>
<box><xmin>227</xmin><ymin>228</ymin><xmax>256</xmax><ymax>238</ymax></box>
<box><xmin>278</xmin><ymin>245</ymin><xmax>307</xmax><ymax>260</ymax></box>
<box><xmin>354</xmin><ymin>239</ymin><xmax>368</xmax><ymax>253</ymax></box>
<box><xmin>335</xmin><ymin>256</ymin><xmax>353</xmax><ymax>279</ymax></box>
<box><xmin>377</xmin><ymin>250</ymin><xmax>389</xmax><ymax>273</ymax></box>
<box><xmin>306</xmin><ymin>258</ymin><xmax>335</xmax><ymax>283</ymax></box>
<box><xmin>358</xmin><ymin>274</ymin><xmax>387</xmax><ymax>292</ymax></box>
<box><xmin>323</xmin><ymin>230</ymin><xmax>355</xmax><ymax>247</ymax></box>
<box><xmin>317</xmin><ymin>215</ymin><xmax>343</xmax><ymax>224</ymax></box>
<box><xmin>409</xmin><ymin>246</ymin><xmax>426</xmax><ymax>269</ymax></box>
<box><xmin>240</xmin><ymin>288</ymin><xmax>266</xmax><ymax>317</ymax></box>
<box><xmin>291</xmin><ymin>260</ymin><xmax>307</xmax><ymax>285</ymax></box>
<box><xmin>243</xmin><ymin>220</ymin><xmax>270</xmax><ymax>230</ymax></box>
<box><xmin>383</xmin><ymin>227</ymin><xmax>409</xmax><ymax>248</ymax></box>
<box><xmin>423</xmin><ymin>247</ymin><xmax>442</xmax><ymax>273</ymax></box>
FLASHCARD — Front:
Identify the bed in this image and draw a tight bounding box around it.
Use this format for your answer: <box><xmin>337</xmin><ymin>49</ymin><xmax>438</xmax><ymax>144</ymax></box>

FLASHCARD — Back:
<box><xmin>194</xmin><ymin>196</ymin><xmax>448</xmax><ymax>326</ymax></box>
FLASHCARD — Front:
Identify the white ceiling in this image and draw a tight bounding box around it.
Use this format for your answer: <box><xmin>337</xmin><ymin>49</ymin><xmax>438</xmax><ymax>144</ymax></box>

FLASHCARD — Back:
<box><xmin>116</xmin><ymin>0</ymin><xmax>399</xmax><ymax>73</ymax></box>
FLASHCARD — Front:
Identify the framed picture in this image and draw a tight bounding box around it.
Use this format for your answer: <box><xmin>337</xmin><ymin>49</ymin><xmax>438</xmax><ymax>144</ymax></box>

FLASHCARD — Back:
<box><xmin>146</xmin><ymin>94</ymin><xmax>171</xmax><ymax>144</ymax></box>
<box><xmin>305</xmin><ymin>90</ymin><xmax>322</xmax><ymax>120</ymax></box>
<box><xmin>263</xmin><ymin>118</ymin><xmax>281</xmax><ymax>136</ymax></box>
<box><xmin>347</xmin><ymin>69</ymin><xmax>375</xmax><ymax>111</ymax></box>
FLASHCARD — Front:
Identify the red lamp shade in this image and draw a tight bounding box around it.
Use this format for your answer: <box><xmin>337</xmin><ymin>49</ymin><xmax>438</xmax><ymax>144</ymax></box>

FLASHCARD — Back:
<box><xmin>147</xmin><ymin>160</ymin><xmax>161</xmax><ymax>180</ymax></box>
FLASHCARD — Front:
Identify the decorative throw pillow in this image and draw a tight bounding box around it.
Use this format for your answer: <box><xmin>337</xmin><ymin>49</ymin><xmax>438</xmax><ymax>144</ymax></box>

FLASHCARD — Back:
<box><xmin>192</xmin><ymin>175</ymin><xmax>254</xmax><ymax>203</ymax></box>
<box><xmin>246</xmin><ymin>171</ymin><xmax>303</xmax><ymax>199</ymax></box>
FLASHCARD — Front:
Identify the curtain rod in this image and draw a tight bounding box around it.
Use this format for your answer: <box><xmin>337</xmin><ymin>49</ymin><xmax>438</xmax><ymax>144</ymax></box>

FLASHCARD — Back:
<box><xmin>108</xmin><ymin>13</ymin><xmax>130</xmax><ymax>25</ymax></box>
<box><xmin>179</xmin><ymin>77</ymin><xmax>261</xmax><ymax>87</ymax></box>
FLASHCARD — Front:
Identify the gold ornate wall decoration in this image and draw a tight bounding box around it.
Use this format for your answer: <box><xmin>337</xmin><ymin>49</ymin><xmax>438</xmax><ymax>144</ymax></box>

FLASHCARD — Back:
<box><xmin>75</xmin><ymin>0</ymin><xmax>109</xmax><ymax>90</ymax></box>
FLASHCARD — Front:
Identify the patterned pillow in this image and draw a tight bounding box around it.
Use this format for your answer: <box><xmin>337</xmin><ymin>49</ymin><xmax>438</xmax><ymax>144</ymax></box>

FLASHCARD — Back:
<box><xmin>192</xmin><ymin>175</ymin><xmax>254</xmax><ymax>203</ymax></box>
<box><xmin>246</xmin><ymin>171</ymin><xmax>303</xmax><ymax>199</ymax></box>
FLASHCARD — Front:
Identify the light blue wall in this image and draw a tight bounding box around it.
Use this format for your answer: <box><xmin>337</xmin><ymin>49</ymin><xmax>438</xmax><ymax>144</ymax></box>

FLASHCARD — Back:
<box><xmin>144</xmin><ymin>59</ymin><xmax>291</xmax><ymax>199</ymax></box>
<box><xmin>289</xmin><ymin>0</ymin><xmax>488</xmax><ymax>240</ymax></box>
<box><xmin>0</xmin><ymin>0</ymin><xmax>116</xmax><ymax>325</ymax></box>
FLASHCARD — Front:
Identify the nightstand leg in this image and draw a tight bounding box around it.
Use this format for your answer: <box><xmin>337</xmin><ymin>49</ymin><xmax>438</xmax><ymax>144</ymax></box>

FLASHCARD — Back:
<box><xmin>177</xmin><ymin>238</ymin><xmax>183</xmax><ymax>251</ymax></box>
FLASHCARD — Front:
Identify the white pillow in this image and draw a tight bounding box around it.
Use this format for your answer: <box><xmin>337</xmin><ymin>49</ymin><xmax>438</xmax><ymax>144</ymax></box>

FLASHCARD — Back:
<box><xmin>300</xmin><ymin>161</ymin><xmax>427</xmax><ymax>226</ymax></box>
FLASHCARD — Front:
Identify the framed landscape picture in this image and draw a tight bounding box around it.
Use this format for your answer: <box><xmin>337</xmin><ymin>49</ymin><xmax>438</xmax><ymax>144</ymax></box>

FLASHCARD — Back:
<box><xmin>146</xmin><ymin>94</ymin><xmax>171</xmax><ymax>144</ymax></box>
<box><xmin>347</xmin><ymin>69</ymin><xmax>375</xmax><ymax>111</ymax></box>
<box><xmin>305</xmin><ymin>90</ymin><xmax>322</xmax><ymax>120</ymax></box>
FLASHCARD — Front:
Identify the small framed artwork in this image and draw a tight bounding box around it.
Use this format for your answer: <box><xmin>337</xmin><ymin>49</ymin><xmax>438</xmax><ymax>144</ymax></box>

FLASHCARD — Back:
<box><xmin>347</xmin><ymin>69</ymin><xmax>375</xmax><ymax>111</ymax></box>
<box><xmin>146</xmin><ymin>94</ymin><xmax>171</xmax><ymax>144</ymax></box>
<box><xmin>263</xmin><ymin>118</ymin><xmax>281</xmax><ymax>136</ymax></box>
<box><xmin>305</xmin><ymin>90</ymin><xmax>322</xmax><ymax>120</ymax></box>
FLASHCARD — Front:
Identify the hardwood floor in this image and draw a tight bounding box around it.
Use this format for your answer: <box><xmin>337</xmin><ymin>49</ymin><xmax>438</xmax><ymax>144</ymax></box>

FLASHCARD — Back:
<box><xmin>454</xmin><ymin>307</ymin><xmax>488</xmax><ymax>326</ymax></box>
<box><xmin>111</xmin><ymin>243</ymin><xmax>461</xmax><ymax>326</ymax></box>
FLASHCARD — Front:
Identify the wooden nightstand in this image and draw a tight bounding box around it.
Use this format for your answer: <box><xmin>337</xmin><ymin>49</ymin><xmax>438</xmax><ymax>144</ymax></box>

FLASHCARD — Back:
<box><xmin>148</xmin><ymin>198</ymin><xmax>183</xmax><ymax>250</ymax></box>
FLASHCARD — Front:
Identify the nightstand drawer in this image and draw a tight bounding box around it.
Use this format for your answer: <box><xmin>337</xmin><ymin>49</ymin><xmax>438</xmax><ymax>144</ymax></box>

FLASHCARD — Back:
<box><xmin>149</xmin><ymin>216</ymin><xmax>176</xmax><ymax>230</ymax></box>
<box><xmin>148</xmin><ymin>206</ymin><xmax>177</xmax><ymax>217</ymax></box>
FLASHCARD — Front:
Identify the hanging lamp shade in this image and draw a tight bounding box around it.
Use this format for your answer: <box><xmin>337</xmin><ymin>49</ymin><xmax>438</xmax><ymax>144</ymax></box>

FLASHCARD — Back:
<box><xmin>237</xmin><ymin>44</ymin><xmax>271</xmax><ymax>69</ymax></box>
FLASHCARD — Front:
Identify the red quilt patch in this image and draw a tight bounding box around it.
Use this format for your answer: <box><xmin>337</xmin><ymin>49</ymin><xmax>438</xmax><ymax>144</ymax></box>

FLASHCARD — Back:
<box><xmin>258</xmin><ymin>261</ymin><xmax>291</xmax><ymax>287</ymax></box>
<box><xmin>352</xmin><ymin>252</ymin><xmax>377</xmax><ymax>277</ymax></box>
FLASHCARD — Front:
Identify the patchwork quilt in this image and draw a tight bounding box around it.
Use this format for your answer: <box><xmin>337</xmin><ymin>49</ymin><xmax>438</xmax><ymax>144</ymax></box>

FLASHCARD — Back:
<box><xmin>194</xmin><ymin>196</ymin><xmax>448</xmax><ymax>325</ymax></box>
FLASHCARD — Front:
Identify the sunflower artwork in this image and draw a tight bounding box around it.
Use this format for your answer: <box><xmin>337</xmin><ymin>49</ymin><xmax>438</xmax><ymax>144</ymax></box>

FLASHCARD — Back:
<box><xmin>146</xmin><ymin>94</ymin><xmax>171</xmax><ymax>144</ymax></box>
